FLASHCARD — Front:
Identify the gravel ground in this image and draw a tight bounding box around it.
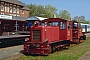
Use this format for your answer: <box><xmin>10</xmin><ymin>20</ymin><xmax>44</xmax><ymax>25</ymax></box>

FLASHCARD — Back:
<box><xmin>0</xmin><ymin>45</ymin><xmax>23</xmax><ymax>60</ymax></box>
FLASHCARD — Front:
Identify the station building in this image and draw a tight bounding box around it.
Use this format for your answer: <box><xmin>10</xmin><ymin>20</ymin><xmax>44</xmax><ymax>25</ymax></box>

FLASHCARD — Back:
<box><xmin>0</xmin><ymin>0</ymin><xmax>30</xmax><ymax>36</ymax></box>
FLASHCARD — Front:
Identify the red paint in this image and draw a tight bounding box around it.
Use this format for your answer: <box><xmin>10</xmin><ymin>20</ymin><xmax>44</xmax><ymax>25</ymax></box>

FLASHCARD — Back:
<box><xmin>24</xmin><ymin>18</ymin><xmax>85</xmax><ymax>55</ymax></box>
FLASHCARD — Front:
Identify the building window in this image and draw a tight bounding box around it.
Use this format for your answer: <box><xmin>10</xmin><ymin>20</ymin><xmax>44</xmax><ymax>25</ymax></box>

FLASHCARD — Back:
<box><xmin>14</xmin><ymin>7</ymin><xmax>16</xmax><ymax>13</ymax></box>
<box><xmin>10</xmin><ymin>14</ymin><xmax>12</xmax><ymax>15</ymax></box>
<box><xmin>1</xmin><ymin>13</ymin><xmax>4</xmax><ymax>15</ymax></box>
<box><xmin>10</xmin><ymin>6</ymin><xmax>12</xmax><ymax>13</ymax></box>
<box><xmin>1</xmin><ymin>4</ymin><xmax>4</xmax><ymax>11</ymax></box>
<box><xmin>17</xmin><ymin>8</ymin><xmax>19</xmax><ymax>14</ymax></box>
<box><xmin>22</xmin><ymin>10</ymin><xmax>24</xmax><ymax>14</ymax></box>
<box><xmin>13</xmin><ymin>14</ymin><xmax>16</xmax><ymax>16</ymax></box>
<box><xmin>3</xmin><ymin>24</ymin><xmax>10</xmax><ymax>32</ymax></box>
<box><xmin>17</xmin><ymin>15</ymin><xmax>20</xmax><ymax>16</ymax></box>
<box><xmin>5</xmin><ymin>6</ymin><xmax>9</xmax><ymax>12</ymax></box>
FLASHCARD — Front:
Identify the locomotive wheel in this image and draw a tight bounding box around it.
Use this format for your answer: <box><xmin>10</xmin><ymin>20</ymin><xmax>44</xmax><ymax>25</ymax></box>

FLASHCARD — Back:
<box><xmin>66</xmin><ymin>45</ymin><xmax>70</xmax><ymax>49</ymax></box>
<box><xmin>50</xmin><ymin>46</ymin><xmax>56</xmax><ymax>53</ymax></box>
<box><xmin>76</xmin><ymin>39</ymin><xmax>80</xmax><ymax>44</ymax></box>
<box><xmin>57</xmin><ymin>47</ymin><xmax>60</xmax><ymax>51</ymax></box>
<box><xmin>50</xmin><ymin>46</ymin><xmax>52</xmax><ymax>53</ymax></box>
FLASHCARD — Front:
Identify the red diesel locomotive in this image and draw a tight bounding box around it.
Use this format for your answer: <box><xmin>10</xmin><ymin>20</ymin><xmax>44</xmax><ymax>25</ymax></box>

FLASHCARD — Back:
<box><xmin>24</xmin><ymin>18</ymin><xmax>86</xmax><ymax>55</ymax></box>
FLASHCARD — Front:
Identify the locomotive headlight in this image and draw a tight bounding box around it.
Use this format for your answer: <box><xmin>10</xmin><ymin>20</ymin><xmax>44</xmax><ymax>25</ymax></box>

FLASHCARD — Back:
<box><xmin>25</xmin><ymin>39</ymin><xmax>27</xmax><ymax>41</ymax></box>
<box><xmin>12</xmin><ymin>32</ymin><xmax>15</xmax><ymax>35</ymax></box>
<box><xmin>25</xmin><ymin>38</ymin><xmax>29</xmax><ymax>42</ymax></box>
<box><xmin>36</xmin><ymin>44</ymin><xmax>40</xmax><ymax>47</ymax></box>
<box><xmin>44</xmin><ymin>39</ymin><xmax>48</xmax><ymax>43</ymax></box>
<box><xmin>74</xmin><ymin>31</ymin><xmax>77</xmax><ymax>33</ymax></box>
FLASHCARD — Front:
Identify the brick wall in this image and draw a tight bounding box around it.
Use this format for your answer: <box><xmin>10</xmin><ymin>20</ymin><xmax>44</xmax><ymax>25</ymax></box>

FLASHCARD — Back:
<box><xmin>0</xmin><ymin>1</ymin><xmax>30</xmax><ymax>18</ymax></box>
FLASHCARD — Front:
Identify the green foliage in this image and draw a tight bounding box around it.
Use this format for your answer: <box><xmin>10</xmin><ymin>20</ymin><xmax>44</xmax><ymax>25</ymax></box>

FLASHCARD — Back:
<box><xmin>27</xmin><ymin>4</ymin><xmax>59</xmax><ymax>18</ymax></box>
<box><xmin>44</xmin><ymin>4</ymin><xmax>57</xmax><ymax>18</ymax></box>
<box><xmin>27</xmin><ymin>4</ymin><xmax>45</xmax><ymax>16</ymax></box>
<box><xmin>59</xmin><ymin>10</ymin><xmax>71</xmax><ymax>20</ymax></box>
<box><xmin>27</xmin><ymin>4</ymin><xmax>89</xmax><ymax>23</ymax></box>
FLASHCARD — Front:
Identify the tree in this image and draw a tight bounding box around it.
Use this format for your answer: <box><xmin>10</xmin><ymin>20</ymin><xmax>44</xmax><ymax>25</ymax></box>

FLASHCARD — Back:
<box><xmin>27</xmin><ymin>4</ymin><xmax>45</xmax><ymax>16</ymax></box>
<box><xmin>79</xmin><ymin>15</ymin><xmax>85</xmax><ymax>21</ymax></box>
<box><xmin>73</xmin><ymin>15</ymin><xmax>90</xmax><ymax>24</ymax></box>
<box><xmin>59</xmin><ymin>10</ymin><xmax>71</xmax><ymax>20</ymax></box>
<box><xmin>27</xmin><ymin>4</ymin><xmax>59</xmax><ymax>18</ymax></box>
<box><xmin>78</xmin><ymin>15</ymin><xmax>85</xmax><ymax>23</ymax></box>
<box><xmin>73</xmin><ymin>16</ymin><xmax>79</xmax><ymax>22</ymax></box>
<box><xmin>42</xmin><ymin>4</ymin><xmax>58</xmax><ymax>18</ymax></box>
<box><xmin>73</xmin><ymin>16</ymin><xmax>79</xmax><ymax>20</ymax></box>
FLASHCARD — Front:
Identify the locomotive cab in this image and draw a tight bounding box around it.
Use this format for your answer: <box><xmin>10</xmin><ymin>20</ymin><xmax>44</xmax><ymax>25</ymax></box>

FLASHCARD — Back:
<box><xmin>24</xmin><ymin>18</ymin><xmax>71</xmax><ymax>55</ymax></box>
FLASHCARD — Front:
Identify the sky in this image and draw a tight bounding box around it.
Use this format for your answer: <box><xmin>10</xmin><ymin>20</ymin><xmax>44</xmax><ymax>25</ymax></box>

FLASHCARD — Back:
<box><xmin>19</xmin><ymin>0</ymin><xmax>90</xmax><ymax>20</ymax></box>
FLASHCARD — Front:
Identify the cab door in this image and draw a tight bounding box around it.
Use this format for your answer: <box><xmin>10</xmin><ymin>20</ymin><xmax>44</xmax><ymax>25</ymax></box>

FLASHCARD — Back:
<box><xmin>67</xmin><ymin>21</ymin><xmax>72</xmax><ymax>41</ymax></box>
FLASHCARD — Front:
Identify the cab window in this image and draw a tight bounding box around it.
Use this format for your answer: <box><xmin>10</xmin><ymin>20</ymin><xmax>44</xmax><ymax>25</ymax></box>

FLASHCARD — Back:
<box><xmin>68</xmin><ymin>23</ymin><xmax>71</xmax><ymax>29</ymax></box>
<box><xmin>60</xmin><ymin>21</ymin><xmax>66</xmax><ymax>29</ymax></box>
<box><xmin>48</xmin><ymin>22</ymin><xmax>58</xmax><ymax>26</ymax></box>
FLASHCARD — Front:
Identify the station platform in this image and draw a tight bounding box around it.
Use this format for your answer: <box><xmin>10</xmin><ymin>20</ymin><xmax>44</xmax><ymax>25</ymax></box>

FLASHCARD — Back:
<box><xmin>0</xmin><ymin>35</ymin><xmax>30</xmax><ymax>39</ymax></box>
<box><xmin>78</xmin><ymin>33</ymin><xmax>90</xmax><ymax>60</ymax></box>
<box><xmin>18</xmin><ymin>31</ymin><xmax>30</xmax><ymax>35</ymax></box>
<box><xmin>0</xmin><ymin>35</ymin><xmax>30</xmax><ymax>47</ymax></box>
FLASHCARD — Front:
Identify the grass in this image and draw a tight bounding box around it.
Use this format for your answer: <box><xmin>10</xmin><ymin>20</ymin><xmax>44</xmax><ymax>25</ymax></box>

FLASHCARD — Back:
<box><xmin>15</xmin><ymin>37</ymin><xmax>90</xmax><ymax>60</ymax></box>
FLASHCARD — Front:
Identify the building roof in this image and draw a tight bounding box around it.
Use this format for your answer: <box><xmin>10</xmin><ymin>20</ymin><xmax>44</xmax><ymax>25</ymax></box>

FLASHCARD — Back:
<box><xmin>0</xmin><ymin>0</ymin><xmax>30</xmax><ymax>10</ymax></box>
<box><xmin>0</xmin><ymin>0</ymin><xmax>24</xmax><ymax>6</ymax></box>
<box><xmin>18</xmin><ymin>0</ymin><xmax>30</xmax><ymax>10</ymax></box>
<box><xmin>26</xmin><ymin>16</ymin><xmax>48</xmax><ymax>21</ymax></box>
<box><xmin>22</xmin><ymin>6</ymin><xmax>30</xmax><ymax>10</ymax></box>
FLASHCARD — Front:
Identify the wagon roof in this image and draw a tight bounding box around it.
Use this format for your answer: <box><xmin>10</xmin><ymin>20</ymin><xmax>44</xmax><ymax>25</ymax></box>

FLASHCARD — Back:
<box><xmin>42</xmin><ymin>18</ymin><xmax>68</xmax><ymax>22</ymax></box>
<box><xmin>26</xmin><ymin>16</ymin><xmax>48</xmax><ymax>21</ymax></box>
